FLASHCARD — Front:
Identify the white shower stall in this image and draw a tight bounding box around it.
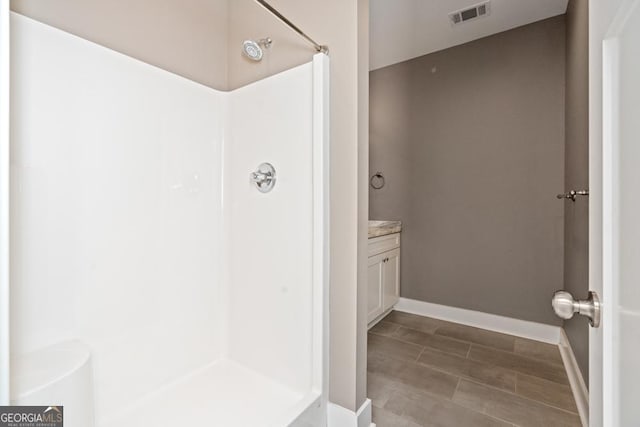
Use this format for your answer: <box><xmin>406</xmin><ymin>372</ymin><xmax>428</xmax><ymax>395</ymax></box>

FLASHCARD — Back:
<box><xmin>6</xmin><ymin>12</ymin><xmax>328</xmax><ymax>427</ymax></box>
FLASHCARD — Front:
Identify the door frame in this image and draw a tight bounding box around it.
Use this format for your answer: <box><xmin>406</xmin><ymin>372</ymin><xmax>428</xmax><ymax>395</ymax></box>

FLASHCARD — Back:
<box><xmin>0</xmin><ymin>0</ymin><xmax>10</xmax><ymax>405</ymax></box>
<box><xmin>589</xmin><ymin>0</ymin><xmax>606</xmax><ymax>422</ymax></box>
<box><xmin>590</xmin><ymin>0</ymin><xmax>639</xmax><ymax>425</ymax></box>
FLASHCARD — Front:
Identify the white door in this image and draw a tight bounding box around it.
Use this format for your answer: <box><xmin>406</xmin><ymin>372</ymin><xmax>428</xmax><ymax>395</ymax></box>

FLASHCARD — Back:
<box><xmin>367</xmin><ymin>253</ymin><xmax>385</xmax><ymax>323</ymax></box>
<box><xmin>591</xmin><ymin>0</ymin><xmax>640</xmax><ymax>425</ymax></box>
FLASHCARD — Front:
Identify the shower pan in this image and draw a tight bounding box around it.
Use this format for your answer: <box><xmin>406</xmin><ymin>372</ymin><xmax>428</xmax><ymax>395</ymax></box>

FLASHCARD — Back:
<box><xmin>5</xmin><ymin>7</ymin><xmax>329</xmax><ymax>427</ymax></box>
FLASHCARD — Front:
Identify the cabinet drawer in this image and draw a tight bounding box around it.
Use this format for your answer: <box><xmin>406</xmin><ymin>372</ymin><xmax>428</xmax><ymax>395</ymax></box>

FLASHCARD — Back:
<box><xmin>368</xmin><ymin>233</ymin><xmax>400</xmax><ymax>257</ymax></box>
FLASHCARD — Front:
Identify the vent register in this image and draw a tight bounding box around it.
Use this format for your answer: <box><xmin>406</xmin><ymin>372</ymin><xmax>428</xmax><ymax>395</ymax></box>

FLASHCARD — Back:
<box><xmin>449</xmin><ymin>1</ymin><xmax>491</xmax><ymax>25</ymax></box>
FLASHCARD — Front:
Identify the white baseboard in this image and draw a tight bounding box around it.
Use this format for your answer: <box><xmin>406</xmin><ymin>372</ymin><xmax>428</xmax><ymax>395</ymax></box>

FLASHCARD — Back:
<box><xmin>394</xmin><ymin>298</ymin><xmax>562</xmax><ymax>344</ymax></box>
<box><xmin>368</xmin><ymin>308</ymin><xmax>394</xmax><ymax>330</ymax></box>
<box><xmin>327</xmin><ymin>398</ymin><xmax>372</xmax><ymax>427</ymax></box>
<box><xmin>559</xmin><ymin>329</ymin><xmax>589</xmax><ymax>427</ymax></box>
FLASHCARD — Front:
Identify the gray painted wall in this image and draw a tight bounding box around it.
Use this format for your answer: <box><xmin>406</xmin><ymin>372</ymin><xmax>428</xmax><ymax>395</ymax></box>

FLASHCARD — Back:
<box><xmin>563</xmin><ymin>0</ymin><xmax>590</xmax><ymax>383</ymax></box>
<box><xmin>370</xmin><ymin>16</ymin><xmax>566</xmax><ymax>325</ymax></box>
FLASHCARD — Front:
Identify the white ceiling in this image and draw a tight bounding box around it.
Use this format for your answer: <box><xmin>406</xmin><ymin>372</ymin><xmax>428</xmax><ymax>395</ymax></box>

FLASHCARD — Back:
<box><xmin>370</xmin><ymin>0</ymin><xmax>568</xmax><ymax>70</ymax></box>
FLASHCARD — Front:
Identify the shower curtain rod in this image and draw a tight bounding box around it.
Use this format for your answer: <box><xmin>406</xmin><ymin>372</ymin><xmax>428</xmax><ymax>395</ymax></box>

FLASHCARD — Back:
<box><xmin>254</xmin><ymin>0</ymin><xmax>329</xmax><ymax>54</ymax></box>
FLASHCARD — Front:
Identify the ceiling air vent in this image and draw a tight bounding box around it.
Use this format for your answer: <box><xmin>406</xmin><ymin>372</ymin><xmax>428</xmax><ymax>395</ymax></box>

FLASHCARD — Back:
<box><xmin>449</xmin><ymin>1</ymin><xmax>491</xmax><ymax>26</ymax></box>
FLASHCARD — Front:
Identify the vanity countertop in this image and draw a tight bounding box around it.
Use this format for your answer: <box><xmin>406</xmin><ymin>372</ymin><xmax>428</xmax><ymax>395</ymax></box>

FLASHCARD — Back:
<box><xmin>368</xmin><ymin>220</ymin><xmax>402</xmax><ymax>238</ymax></box>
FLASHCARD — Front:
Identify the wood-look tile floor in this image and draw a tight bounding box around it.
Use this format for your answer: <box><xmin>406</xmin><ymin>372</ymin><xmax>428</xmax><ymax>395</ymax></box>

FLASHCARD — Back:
<box><xmin>368</xmin><ymin>311</ymin><xmax>581</xmax><ymax>427</ymax></box>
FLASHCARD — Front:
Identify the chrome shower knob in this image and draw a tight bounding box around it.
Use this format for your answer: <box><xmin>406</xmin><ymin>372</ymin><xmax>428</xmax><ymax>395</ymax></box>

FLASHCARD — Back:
<box><xmin>250</xmin><ymin>163</ymin><xmax>276</xmax><ymax>193</ymax></box>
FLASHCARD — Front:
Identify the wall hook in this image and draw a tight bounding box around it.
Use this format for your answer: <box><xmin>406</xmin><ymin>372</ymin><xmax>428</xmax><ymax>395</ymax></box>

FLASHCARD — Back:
<box><xmin>370</xmin><ymin>172</ymin><xmax>385</xmax><ymax>190</ymax></box>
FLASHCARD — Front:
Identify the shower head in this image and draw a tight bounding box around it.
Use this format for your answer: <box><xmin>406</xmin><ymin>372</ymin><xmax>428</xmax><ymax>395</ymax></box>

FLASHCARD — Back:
<box><xmin>242</xmin><ymin>38</ymin><xmax>272</xmax><ymax>61</ymax></box>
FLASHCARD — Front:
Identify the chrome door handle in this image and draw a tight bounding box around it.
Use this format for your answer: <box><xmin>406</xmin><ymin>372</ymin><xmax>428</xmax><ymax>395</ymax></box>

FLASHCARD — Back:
<box><xmin>552</xmin><ymin>290</ymin><xmax>601</xmax><ymax>327</ymax></box>
<box><xmin>556</xmin><ymin>190</ymin><xmax>589</xmax><ymax>201</ymax></box>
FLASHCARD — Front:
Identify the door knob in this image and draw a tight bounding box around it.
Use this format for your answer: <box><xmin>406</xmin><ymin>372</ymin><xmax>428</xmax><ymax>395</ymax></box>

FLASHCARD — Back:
<box><xmin>552</xmin><ymin>290</ymin><xmax>601</xmax><ymax>327</ymax></box>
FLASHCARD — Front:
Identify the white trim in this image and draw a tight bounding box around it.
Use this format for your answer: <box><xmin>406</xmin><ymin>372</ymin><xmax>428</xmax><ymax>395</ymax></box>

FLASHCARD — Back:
<box><xmin>559</xmin><ymin>329</ymin><xmax>590</xmax><ymax>427</ymax></box>
<box><xmin>394</xmin><ymin>298</ymin><xmax>562</xmax><ymax>344</ymax></box>
<box><xmin>0</xmin><ymin>0</ymin><xmax>10</xmax><ymax>406</ymax></box>
<box><xmin>601</xmin><ymin>33</ymin><xmax>616</xmax><ymax>427</ymax></box>
<box><xmin>356</xmin><ymin>398</ymin><xmax>372</xmax><ymax>427</ymax></box>
<box><xmin>327</xmin><ymin>399</ymin><xmax>372</xmax><ymax>427</ymax></box>
<box><xmin>599</xmin><ymin>3</ymin><xmax>640</xmax><ymax>424</ymax></box>
<box><xmin>368</xmin><ymin>307</ymin><xmax>393</xmax><ymax>330</ymax></box>
<box><xmin>312</xmin><ymin>53</ymin><xmax>330</xmax><ymax>423</ymax></box>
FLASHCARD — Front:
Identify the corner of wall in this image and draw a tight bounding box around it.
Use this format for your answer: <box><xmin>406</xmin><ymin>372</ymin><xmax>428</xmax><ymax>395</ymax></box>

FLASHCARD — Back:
<box><xmin>356</xmin><ymin>0</ymin><xmax>370</xmax><ymax>411</ymax></box>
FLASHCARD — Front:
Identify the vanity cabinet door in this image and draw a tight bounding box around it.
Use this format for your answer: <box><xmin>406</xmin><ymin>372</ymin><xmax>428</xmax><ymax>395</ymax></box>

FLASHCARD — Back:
<box><xmin>382</xmin><ymin>248</ymin><xmax>400</xmax><ymax>312</ymax></box>
<box><xmin>367</xmin><ymin>253</ymin><xmax>385</xmax><ymax>323</ymax></box>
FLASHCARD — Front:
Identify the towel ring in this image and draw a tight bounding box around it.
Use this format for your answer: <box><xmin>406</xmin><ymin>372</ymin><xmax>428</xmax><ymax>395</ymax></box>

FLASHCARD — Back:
<box><xmin>370</xmin><ymin>172</ymin><xmax>385</xmax><ymax>190</ymax></box>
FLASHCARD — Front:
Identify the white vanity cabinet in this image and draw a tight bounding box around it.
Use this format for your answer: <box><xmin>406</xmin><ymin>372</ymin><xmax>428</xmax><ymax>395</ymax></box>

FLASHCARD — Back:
<box><xmin>367</xmin><ymin>233</ymin><xmax>400</xmax><ymax>325</ymax></box>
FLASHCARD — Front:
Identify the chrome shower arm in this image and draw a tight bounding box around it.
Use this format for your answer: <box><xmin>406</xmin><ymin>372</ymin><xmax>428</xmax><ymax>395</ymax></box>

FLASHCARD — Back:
<box><xmin>254</xmin><ymin>0</ymin><xmax>329</xmax><ymax>54</ymax></box>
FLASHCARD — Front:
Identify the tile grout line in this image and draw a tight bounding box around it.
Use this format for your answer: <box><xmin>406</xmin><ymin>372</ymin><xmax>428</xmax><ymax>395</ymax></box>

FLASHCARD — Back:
<box><xmin>469</xmin><ymin>341</ymin><xmax>567</xmax><ymax>369</ymax></box>
<box><xmin>380</xmin><ymin>332</ymin><xmax>475</xmax><ymax>365</ymax></box>
<box><xmin>451</xmin><ymin>377</ymin><xmax>506</xmax><ymax>424</ymax></box>
<box><xmin>373</xmin><ymin>313</ymin><xmax>580</xmax><ymax>423</ymax></box>
<box><xmin>369</xmin><ymin>331</ymin><xmax>424</xmax><ymax>351</ymax></box>
<box><xmin>409</xmin><ymin>340</ymin><xmax>577</xmax><ymax>414</ymax></box>
<box><xmin>388</xmin><ymin>312</ymin><xmax>562</xmax><ymax>358</ymax></box>
<box><xmin>377</xmin><ymin>317</ymin><xmax>568</xmax><ymax>383</ymax></box>
<box><xmin>409</xmin><ymin>354</ymin><xmax>579</xmax><ymax>416</ymax></box>
<box><xmin>457</xmin><ymin>377</ymin><xmax>581</xmax><ymax>416</ymax></box>
<box><xmin>413</xmin><ymin>352</ymin><xmax>517</xmax><ymax>395</ymax></box>
<box><xmin>373</xmin><ymin>322</ymin><xmax>479</xmax><ymax>357</ymax></box>
<box><xmin>451</xmin><ymin>376</ymin><xmax>462</xmax><ymax>400</ymax></box>
<box><xmin>466</xmin><ymin>347</ymin><xmax>571</xmax><ymax>387</ymax></box>
<box><xmin>391</xmin><ymin>324</ymin><xmax>401</xmax><ymax>336</ymax></box>
<box><xmin>386</xmin><ymin>337</ymin><xmax>574</xmax><ymax>413</ymax></box>
<box><xmin>372</xmin><ymin>370</ymin><xmax>514</xmax><ymax>427</ymax></box>
<box><xmin>369</xmin><ymin>366</ymin><xmax>578</xmax><ymax>423</ymax></box>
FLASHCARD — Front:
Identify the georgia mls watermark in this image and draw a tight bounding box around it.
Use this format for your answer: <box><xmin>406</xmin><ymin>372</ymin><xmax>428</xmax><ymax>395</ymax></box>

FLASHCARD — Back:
<box><xmin>0</xmin><ymin>406</ymin><xmax>63</xmax><ymax>427</ymax></box>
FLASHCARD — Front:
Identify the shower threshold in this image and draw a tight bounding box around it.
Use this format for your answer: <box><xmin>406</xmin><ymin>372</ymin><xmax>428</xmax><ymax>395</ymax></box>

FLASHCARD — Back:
<box><xmin>100</xmin><ymin>360</ymin><xmax>319</xmax><ymax>427</ymax></box>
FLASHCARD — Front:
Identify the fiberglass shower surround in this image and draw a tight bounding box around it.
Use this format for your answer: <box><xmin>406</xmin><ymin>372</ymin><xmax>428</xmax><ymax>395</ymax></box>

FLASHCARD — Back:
<box><xmin>8</xmin><ymin>13</ymin><xmax>328</xmax><ymax>427</ymax></box>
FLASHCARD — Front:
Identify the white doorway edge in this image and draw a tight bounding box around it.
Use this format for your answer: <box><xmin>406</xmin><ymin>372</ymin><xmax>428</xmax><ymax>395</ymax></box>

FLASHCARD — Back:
<box><xmin>559</xmin><ymin>329</ymin><xmax>589</xmax><ymax>427</ymax></box>
<box><xmin>327</xmin><ymin>398</ymin><xmax>372</xmax><ymax>427</ymax></box>
<box><xmin>0</xmin><ymin>0</ymin><xmax>10</xmax><ymax>406</ymax></box>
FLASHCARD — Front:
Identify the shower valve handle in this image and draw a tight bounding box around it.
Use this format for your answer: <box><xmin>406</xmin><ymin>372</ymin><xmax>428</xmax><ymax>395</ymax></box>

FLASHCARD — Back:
<box><xmin>251</xmin><ymin>172</ymin><xmax>269</xmax><ymax>183</ymax></box>
<box><xmin>250</xmin><ymin>163</ymin><xmax>276</xmax><ymax>193</ymax></box>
